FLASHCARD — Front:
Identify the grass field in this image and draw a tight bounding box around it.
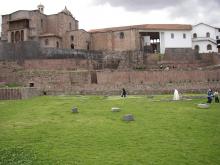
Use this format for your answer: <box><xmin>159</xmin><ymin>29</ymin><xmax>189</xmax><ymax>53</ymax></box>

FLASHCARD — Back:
<box><xmin>0</xmin><ymin>95</ymin><xmax>220</xmax><ymax>165</ymax></box>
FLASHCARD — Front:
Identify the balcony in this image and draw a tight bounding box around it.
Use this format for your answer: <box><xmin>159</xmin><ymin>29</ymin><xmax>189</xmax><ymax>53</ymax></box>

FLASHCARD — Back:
<box><xmin>9</xmin><ymin>19</ymin><xmax>29</xmax><ymax>31</ymax></box>
<box><xmin>192</xmin><ymin>37</ymin><xmax>216</xmax><ymax>44</ymax></box>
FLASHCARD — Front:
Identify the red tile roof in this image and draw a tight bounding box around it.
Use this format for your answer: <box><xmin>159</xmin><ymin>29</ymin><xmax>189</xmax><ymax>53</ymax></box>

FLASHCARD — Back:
<box><xmin>90</xmin><ymin>24</ymin><xmax>192</xmax><ymax>33</ymax></box>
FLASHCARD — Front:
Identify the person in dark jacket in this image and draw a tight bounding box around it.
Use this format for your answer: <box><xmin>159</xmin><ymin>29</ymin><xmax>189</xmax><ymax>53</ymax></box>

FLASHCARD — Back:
<box><xmin>207</xmin><ymin>89</ymin><xmax>214</xmax><ymax>103</ymax></box>
<box><xmin>121</xmin><ymin>88</ymin><xmax>127</xmax><ymax>97</ymax></box>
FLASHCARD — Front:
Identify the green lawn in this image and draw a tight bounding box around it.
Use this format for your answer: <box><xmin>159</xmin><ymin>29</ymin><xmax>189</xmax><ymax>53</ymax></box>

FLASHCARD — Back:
<box><xmin>0</xmin><ymin>95</ymin><xmax>220</xmax><ymax>165</ymax></box>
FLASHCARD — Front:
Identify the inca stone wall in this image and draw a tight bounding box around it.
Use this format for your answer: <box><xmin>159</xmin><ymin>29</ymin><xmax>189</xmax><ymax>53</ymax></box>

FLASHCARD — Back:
<box><xmin>164</xmin><ymin>48</ymin><xmax>196</xmax><ymax>62</ymax></box>
<box><xmin>0</xmin><ymin>41</ymin><xmax>41</xmax><ymax>61</ymax></box>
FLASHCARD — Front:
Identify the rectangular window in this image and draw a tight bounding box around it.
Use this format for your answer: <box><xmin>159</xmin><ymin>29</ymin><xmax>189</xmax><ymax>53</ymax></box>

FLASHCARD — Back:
<box><xmin>119</xmin><ymin>32</ymin><xmax>125</xmax><ymax>39</ymax></box>
<box><xmin>183</xmin><ymin>33</ymin><xmax>186</xmax><ymax>39</ymax></box>
<box><xmin>71</xmin><ymin>35</ymin><xmax>74</xmax><ymax>41</ymax></box>
<box><xmin>45</xmin><ymin>39</ymin><xmax>49</xmax><ymax>45</ymax></box>
<box><xmin>171</xmin><ymin>33</ymin><xmax>174</xmax><ymax>39</ymax></box>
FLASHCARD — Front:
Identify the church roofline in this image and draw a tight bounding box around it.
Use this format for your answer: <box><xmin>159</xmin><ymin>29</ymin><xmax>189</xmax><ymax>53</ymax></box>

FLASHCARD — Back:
<box><xmin>89</xmin><ymin>24</ymin><xmax>192</xmax><ymax>33</ymax></box>
<box><xmin>194</xmin><ymin>22</ymin><xmax>220</xmax><ymax>29</ymax></box>
<box><xmin>2</xmin><ymin>8</ymin><xmax>77</xmax><ymax>19</ymax></box>
<box><xmin>2</xmin><ymin>10</ymin><xmax>40</xmax><ymax>16</ymax></box>
<box><xmin>67</xmin><ymin>29</ymin><xmax>89</xmax><ymax>33</ymax></box>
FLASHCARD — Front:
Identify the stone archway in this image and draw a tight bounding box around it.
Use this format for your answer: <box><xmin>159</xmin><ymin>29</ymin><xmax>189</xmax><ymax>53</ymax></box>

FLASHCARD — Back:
<box><xmin>195</xmin><ymin>45</ymin><xmax>200</xmax><ymax>53</ymax></box>
<box><xmin>207</xmin><ymin>44</ymin><xmax>212</xmax><ymax>51</ymax></box>
<box><xmin>71</xmin><ymin>43</ymin><xmax>74</xmax><ymax>49</ymax></box>
<box><xmin>15</xmin><ymin>31</ymin><xmax>20</xmax><ymax>42</ymax></box>
<box><xmin>21</xmin><ymin>30</ymin><xmax>24</xmax><ymax>41</ymax></box>
<box><xmin>11</xmin><ymin>32</ymin><xmax>14</xmax><ymax>43</ymax></box>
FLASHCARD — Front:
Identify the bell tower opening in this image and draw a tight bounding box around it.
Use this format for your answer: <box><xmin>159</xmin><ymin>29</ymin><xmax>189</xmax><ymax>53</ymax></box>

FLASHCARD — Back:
<box><xmin>38</xmin><ymin>4</ymin><xmax>44</xmax><ymax>14</ymax></box>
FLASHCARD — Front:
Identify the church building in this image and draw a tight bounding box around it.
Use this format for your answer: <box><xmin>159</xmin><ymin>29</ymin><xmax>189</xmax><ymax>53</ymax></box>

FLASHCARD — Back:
<box><xmin>1</xmin><ymin>4</ymin><xmax>90</xmax><ymax>50</ymax></box>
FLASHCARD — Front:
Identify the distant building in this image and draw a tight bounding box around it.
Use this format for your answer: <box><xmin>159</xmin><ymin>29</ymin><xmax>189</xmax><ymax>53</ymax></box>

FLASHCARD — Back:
<box><xmin>2</xmin><ymin>5</ymin><xmax>220</xmax><ymax>55</ymax></box>
<box><xmin>0</xmin><ymin>5</ymin><xmax>90</xmax><ymax>50</ymax></box>
<box><xmin>192</xmin><ymin>23</ymin><xmax>220</xmax><ymax>53</ymax></box>
<box><xmin>90</xmin><ymin>24</ymin><xmax>192</xmax><ymax>54</ymax></box>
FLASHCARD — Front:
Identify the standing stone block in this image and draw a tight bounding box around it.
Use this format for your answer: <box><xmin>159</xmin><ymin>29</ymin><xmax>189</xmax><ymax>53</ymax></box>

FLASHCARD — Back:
<box><xmin>72</xmin><ymin>107</ymin><xmax>78</xmax><ymax>113</ymax></box>
<box><xmin>122</xmin><ymin>114</ymin><xmax>134</xmax><ymax>121</ymax></box>
<box><xmin>197</xmin><ymin>104</ymin><xmax>210</xmax><ymax>109</ymax></box>
<box><xmin>111</xmin><ymin>107</ymin><xmax>121</xmax><ymax>112</ymax></box>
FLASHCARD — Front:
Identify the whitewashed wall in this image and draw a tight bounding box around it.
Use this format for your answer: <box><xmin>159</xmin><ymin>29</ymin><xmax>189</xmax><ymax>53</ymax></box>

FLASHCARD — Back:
<box><xmin>160</xmin><ymin>30</ymin><xmax>192</xmax><ymax>53</ymax></box>
<box><xmin>192</xmin><ymin>23</ymin><xmax>219</xmax><ymax>53</ymax></box>
<box><xmin>192</xmin><ymin>24</ymin><xmax>217</xmax><ymax>39</ymax></box>
<box><xmin>192</xmin><ymin>41</ymin><xmax>217</xmax><ymax>53</ymax></box>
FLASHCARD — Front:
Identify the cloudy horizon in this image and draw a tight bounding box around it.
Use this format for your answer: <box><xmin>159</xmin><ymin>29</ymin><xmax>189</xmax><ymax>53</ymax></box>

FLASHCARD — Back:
<box><xmin>0</xmin><ymin>0</ymin><xmax>220</xmax><ymax>35</ymax></box>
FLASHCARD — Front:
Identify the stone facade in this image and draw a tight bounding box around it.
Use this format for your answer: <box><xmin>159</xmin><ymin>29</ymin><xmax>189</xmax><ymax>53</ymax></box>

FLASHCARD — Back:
<box><xmin>1</xmin><ymin>5</ymin><xmax>90</xmax><ymax>50</ymax></box>
<box><xmin>90</xmin><ymin>29</ymin><xmax>138</xmax><ymax>51</ymax></box>
<box><xmin>65</xmin><ymin>29</ymin><xmax>90</xmax><ymax>50</ymax></box>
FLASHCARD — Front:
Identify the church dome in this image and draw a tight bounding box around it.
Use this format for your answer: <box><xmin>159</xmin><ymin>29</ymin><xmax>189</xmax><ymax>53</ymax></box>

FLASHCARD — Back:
<box><xmin>61</xmin><ymin>6</ymin><xmax>74</xmax><ymax>17</ymax></box>
<box><xmin>37</xmin><ymin>4</ymin><xmax>44</xmax><ymax>8</ymax></box>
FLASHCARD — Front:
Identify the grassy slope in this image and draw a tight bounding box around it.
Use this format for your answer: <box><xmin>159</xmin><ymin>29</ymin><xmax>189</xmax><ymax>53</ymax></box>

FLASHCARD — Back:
<box><xmin>0</xmin><ymin>95</ymin><xmax>220</xmax><ymax>165</ymax></box>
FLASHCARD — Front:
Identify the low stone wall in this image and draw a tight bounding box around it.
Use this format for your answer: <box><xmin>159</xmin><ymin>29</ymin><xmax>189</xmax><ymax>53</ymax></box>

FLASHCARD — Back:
<box><xmin>0</xmin><ymin>87</ymin><xmax>41</xmax><ymax>100</ymax></box>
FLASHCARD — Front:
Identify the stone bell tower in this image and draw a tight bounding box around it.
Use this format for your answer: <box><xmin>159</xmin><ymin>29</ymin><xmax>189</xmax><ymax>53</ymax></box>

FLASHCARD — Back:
<box><xmin>37</xmin><ymin>4</ymin><xmax>44</xmax><ymax>14</ymax></box>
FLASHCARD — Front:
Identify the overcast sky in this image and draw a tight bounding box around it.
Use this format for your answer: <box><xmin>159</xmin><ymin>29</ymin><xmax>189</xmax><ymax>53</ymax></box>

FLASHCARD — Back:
<box><xmin>0</xmin><ymin>0</ymin><xmax>220</xmax><ymax>34</ymax></box>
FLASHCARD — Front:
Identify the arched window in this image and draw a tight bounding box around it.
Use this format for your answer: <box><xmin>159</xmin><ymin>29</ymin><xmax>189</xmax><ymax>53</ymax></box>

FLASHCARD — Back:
<box><xmin>171</xmin><ymin>33</ymin><xmax>174</xmax><ymax>39</ymax></box>
<box><xmin>41</xmin><ymin>19</ymin><xmax>43</xmax><ymax>28</ymax></box>
<box><xmin>207</xmin><ymin>44</ymin><xmax>212</xmax><ymax>50</ymax></box>
<box><xmin>193</xmin><ymin>33</ymin><xmax>197</xmax><ymax>38</ymax></box>
<box><xmin>69</xmin><ymin>23</ymin><xmax>72</xmax><ymax>30</ymax></box>
<box><xmin>195</xmin><ymin>45</ymin><xmax>200</xmax><ymax>53</ymax></box>
<box><xmin>15</xmin><ymin>31</ymin><xmax>20</xmax><ymax>42</ymax></box>
<box><xmin>11</xmin><ymin>32</ymin><xmax>14</xmax><ymax>43</ymax></box>
<box><xmin>71</xmin><ymin>35</ymin><xmax>74</xmax><ymax>41</ymax></box>
<box><xmin>119</xmin><ymin>32</ymin><xmax>124</xmax><ymax>39</ymax></box>
<box><xmin>71</xmin><ymin>43</ymin><xmax>74</xmax><ymax>49</ymax></box>
<box><xmin>87</xmin><ymin>42</ymin><xmax>90</xmax><ymax>50</ymax></box>
<box><xmin>21</xmin><ymin>30</ymin><xmax>24</xmax><ymax>41</ymax></box>
<box><xmin>56</xmin><ymin>41</ymin><xmax>59</xmax><ymax>48</ymax></box>
<box><xmin>45</xmin><ymin>39</ymin><xmax>49</xmax><ymax>45</ymax></box>
<box><xmin>206</xmin><ymin>32</ymin><xmax>210</xmax><ymax>38</ymax></box>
